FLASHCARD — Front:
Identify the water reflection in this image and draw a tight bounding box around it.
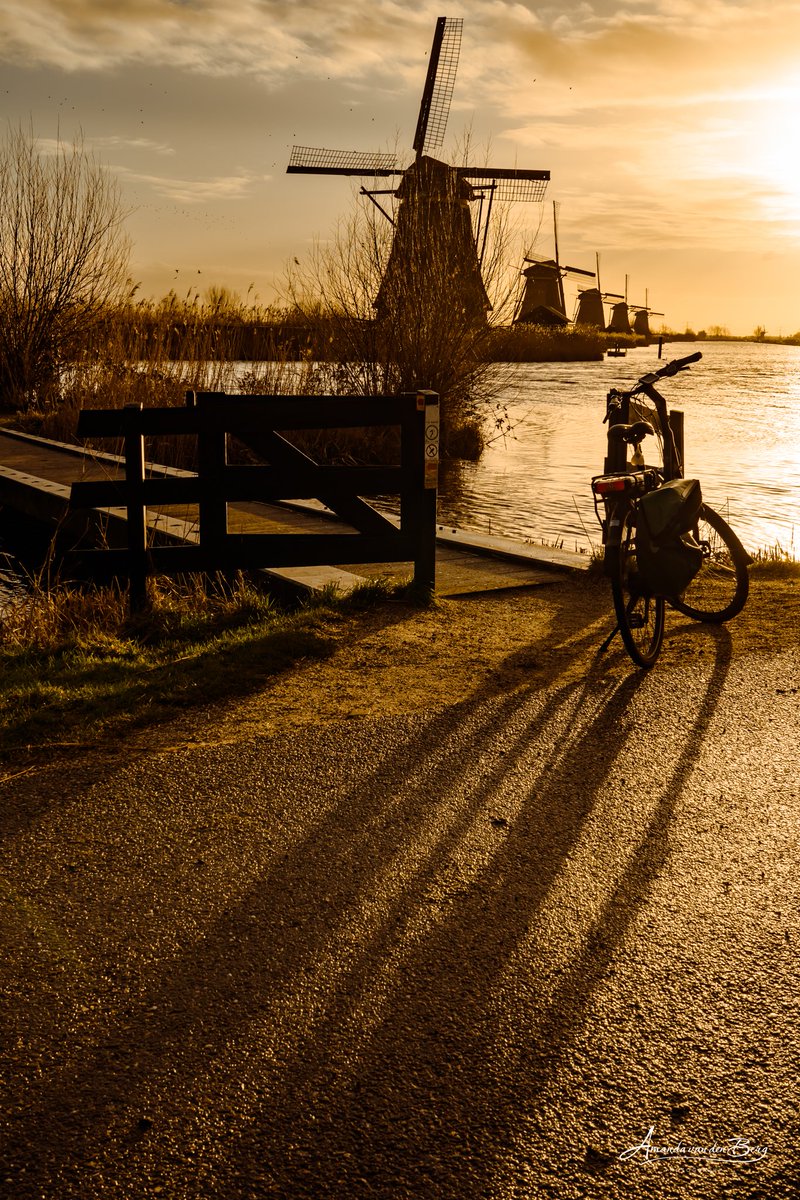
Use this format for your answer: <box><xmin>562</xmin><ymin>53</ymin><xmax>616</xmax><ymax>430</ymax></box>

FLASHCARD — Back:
<box><xmin>436</xmin><ymin>340</ymin><xmax>800</xmax><ymax>556</ymax></box>
<box><xmin>0</xmin><ymin>548</ymin><xmax>27</xmax><ymax>611</ymax></box>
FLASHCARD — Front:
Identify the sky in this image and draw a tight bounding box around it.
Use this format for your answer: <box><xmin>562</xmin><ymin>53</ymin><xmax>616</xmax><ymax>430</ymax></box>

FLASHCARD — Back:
<box><xmin>2</xmin><ymin>0</ymin><xmax>800</xmax><ymax>335</ymax></box>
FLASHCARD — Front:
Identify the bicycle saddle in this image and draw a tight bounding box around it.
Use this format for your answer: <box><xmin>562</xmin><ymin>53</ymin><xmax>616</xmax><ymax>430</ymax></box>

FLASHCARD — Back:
<box><xmin>608</xmin><ymin>420</ymin><xmax>655</xmax><ymax>444</ymax></box>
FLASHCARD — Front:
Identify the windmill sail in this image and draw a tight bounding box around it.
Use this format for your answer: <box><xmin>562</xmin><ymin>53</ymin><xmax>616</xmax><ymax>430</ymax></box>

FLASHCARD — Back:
<box><xmin>458</xmin><ymin>168</ymin><xmax>548</xmax><ymax>203</ymax></box>
<box><xmin>413</xmin><ymin>17</ymin><xmax>462</xmax><ymax>157</ymax></box>
<box><xmin>287</xmin><ymin>147</ymin><xmax>399</xmax><ymax>176</ymax></box>
<box><xmin>286</xmin><ymin>16</ymin><xmax>549</xmax><ymax>326</ymax></box>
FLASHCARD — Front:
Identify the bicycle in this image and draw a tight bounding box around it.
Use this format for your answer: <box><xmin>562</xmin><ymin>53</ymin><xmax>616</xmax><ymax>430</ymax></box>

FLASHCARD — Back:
<box><xmin>591</xmin><ymin>351</ymin><xmax>751</xmax><ymax>668</ymax></box>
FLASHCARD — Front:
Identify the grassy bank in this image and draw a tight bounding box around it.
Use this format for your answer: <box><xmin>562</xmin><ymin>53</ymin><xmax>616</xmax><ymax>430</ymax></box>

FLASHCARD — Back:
<box><xmin>2</xmin><ymin>558</ymin><xmax>798</xmax><ymax>772</ymax></box>
<box><xmin>0</xmin><ymin>574</ymin><xmax>418</xmax><ymax>767</ymax></box>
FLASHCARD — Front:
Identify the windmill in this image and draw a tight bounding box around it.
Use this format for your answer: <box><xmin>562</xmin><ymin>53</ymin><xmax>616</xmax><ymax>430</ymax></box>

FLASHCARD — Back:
<box><xmin>573</xmin><ymin>253</ymin><xmax>624</xmax><ymax>329</ymax></box>
<box><xmin>630</xmin><ymin>290</ymin><xmax>664</xmax><ymax>340</ymax></box>
<box><xmin>513</xmin><ymin>202</ymin><xmax>595</xmax><ymax>326</ymax></box>
<box><xmin>607</xmin><ymin>274</ymin><xmax>641</xmax><ymax>335</ymax></box>
<box><xmin>287</xmin><ymin>17</ymin><xmax>550</xmax><ymax>324</ymax></box>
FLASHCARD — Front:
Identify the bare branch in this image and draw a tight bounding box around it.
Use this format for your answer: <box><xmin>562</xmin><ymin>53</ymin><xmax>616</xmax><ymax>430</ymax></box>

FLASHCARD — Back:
<box><xmin>0</xmin><ymin>125</ymin><xmax>132</xmax><ymax>410</ymax></box>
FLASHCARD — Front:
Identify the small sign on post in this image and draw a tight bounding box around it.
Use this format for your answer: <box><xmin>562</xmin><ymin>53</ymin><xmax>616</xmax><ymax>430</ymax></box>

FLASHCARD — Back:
<box><xmin>420</xmin><ymin>392</ymin><xmax>440</xmax><ymax>490</ymax></box>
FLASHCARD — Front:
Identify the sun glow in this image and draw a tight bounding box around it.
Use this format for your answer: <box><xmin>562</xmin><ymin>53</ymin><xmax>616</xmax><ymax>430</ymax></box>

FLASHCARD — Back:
<box><xmin>741</xmin><ymin>76</ymin><xmax>800</xmax><ymax>230</ymax></box>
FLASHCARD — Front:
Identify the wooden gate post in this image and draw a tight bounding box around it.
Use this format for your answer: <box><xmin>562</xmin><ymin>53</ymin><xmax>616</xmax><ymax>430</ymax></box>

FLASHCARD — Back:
<box><xmin>123</xmin><ymin>403</ymin><xmax>148</xmax><ymax>613</ymax></box>
<box><xmin>196</xmin><ymin>392</ymin><xmax>229</xmax><ymax>578</ymax></box>
<box><xmin>413</xmin><ymin>390</ymin><xmax>439</xmax><ymax>593</ymax></box>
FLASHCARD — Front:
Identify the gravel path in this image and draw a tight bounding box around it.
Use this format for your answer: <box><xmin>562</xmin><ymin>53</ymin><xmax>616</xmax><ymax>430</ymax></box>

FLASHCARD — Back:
<box><xmin>1</xmin><ymin>581</ymin><xmax>799</xmax><ymax>1199</ymax></box>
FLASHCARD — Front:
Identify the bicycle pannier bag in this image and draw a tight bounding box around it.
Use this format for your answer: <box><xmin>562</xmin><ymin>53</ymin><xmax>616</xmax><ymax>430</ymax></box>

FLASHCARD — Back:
<box><xmin>637</xmin><ymin>478</ymin><xmax>704</xmax><ymax>597</ymax></box>
<box><xmin>636</xmin><ymin>531</ymin><xmax>704</xmax><ymax>597</ymax></box>
<box><xmin>639</xmin><ymin>478</ymin><xmax>702</xmax><ymax>546</ymax></box>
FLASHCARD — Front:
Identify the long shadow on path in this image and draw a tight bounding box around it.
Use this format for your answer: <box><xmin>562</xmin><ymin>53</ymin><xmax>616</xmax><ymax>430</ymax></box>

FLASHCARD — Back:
<box><xmin>0</xmin><ymin>619</ymin><xmax>740</xmax><ymax>1198</ymax></box>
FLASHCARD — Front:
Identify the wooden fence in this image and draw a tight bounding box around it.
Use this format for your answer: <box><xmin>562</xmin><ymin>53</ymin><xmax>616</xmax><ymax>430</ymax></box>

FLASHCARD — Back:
<box><xmin>69</xmin><ymin>389</ymin><xmax>439</xmax><ymax>610</ymax></box>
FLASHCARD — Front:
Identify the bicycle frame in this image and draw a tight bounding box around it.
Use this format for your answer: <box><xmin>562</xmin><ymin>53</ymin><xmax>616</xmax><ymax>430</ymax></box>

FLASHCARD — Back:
<box><xmin>592</xmin><ymin>350</ymin><xmax>749</xmax><ymax>667</ymax></box>
<box><xmin>603</xmin><ymin>382</ymin><xmax>684</xmax><ymax>481</ymax></box>
<box><xmin>595</xmin><ymin>351</ymin><xmax>700</xmax><ymax>556</ymax></box>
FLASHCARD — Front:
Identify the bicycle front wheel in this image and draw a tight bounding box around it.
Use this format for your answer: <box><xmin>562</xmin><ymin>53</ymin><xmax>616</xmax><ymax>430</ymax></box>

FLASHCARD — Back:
<box><xmin>669</xmin><ymin>503</ymin><xmax>749</xmax><ymax>623</ymax></box>
<box><xmin>609</xmin><ymin>510</ymin><xmax>666</xmax><ymax>668</ymax></box>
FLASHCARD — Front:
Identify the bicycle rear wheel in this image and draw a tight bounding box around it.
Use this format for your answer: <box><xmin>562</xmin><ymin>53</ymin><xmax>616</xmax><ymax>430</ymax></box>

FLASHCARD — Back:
<box><xmin>669</xmin><ymin>503</ymin><xmax>749</xmax><ymax>622</ymax></box>
<box><xmin>608</xmin><ymin>509</ymin><xmax>665</xmax><ymax>668</ymax></box>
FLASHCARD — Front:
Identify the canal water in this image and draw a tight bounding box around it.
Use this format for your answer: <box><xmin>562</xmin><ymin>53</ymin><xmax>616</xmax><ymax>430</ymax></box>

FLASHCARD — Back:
<box><xmin>1</xmin><ymin>340</ymin><xmax>796</xmax><ymax>610</ymax></box>
<box><xmin>436</xmin><ymin>339</ymin><xmax>800</xmax><ymax>558</ymax></box>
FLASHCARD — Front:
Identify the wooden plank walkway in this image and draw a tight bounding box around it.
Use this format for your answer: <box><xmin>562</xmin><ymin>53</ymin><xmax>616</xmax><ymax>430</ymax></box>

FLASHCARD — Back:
<box><xmin>0</xmin><ymin>427</ymin><xmax>588</xmax><ymax>596</ymax></box>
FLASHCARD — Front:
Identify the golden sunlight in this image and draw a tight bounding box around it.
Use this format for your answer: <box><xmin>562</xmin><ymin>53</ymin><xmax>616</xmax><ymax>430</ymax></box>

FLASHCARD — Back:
<box><xmin>743</xmin><ymin>76</ymin><xmax>800</xmax><ymax>229</ymax></box>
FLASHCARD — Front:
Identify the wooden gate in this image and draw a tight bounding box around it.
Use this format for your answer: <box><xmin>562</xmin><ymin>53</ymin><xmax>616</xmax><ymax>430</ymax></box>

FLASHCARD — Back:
<box><xmin>69</xmin><ymin>389</ymin><xmax>439</xmax><ymax>609</ymax></box>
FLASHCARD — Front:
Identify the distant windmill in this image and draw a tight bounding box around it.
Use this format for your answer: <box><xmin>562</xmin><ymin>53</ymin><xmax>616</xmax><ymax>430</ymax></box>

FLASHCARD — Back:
<box><xmin>287</xmin><ymin>17</ymin><xmax>550</xmax><ymax>323</ymax></box>
<box><xmin>630</xmin><ymin>290</ymin><xmax>664</xmax><ymax>340</ymax></box>
<box><xmin>607</xmin><ymin>274</ymin><xmax>638</xmax><ymax>335</ymax></box>
<box><xmin>513</xmin><ymin>202</ymin><xmax>595</xmax><ymax>326</ymax></box>
<box><xmin>573</xmin><ymin>253</ymin><xmax>624</xmax><ymax>329</ymax></box>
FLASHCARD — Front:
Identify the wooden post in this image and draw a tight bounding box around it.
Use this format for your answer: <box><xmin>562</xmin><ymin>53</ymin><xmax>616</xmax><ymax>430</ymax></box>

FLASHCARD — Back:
<box><xmin>123</xmin><ymin>403</ymin><xmax>148</xmax><ymax>613</ymax></box>
<box><xmin>197</xmin><ymin>393</ymin><xmax>228</xmax><ymax>576</ymax></box>
<box><xmin>408</xmin><ymin>390</ymin><xmax>438</xmax><ymax>594</ymax></box>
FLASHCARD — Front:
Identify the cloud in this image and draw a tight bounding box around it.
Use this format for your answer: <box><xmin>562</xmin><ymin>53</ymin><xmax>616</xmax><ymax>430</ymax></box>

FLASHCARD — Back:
<box><xmin>6</xmin><ymin>1</ymin><xmax>800</xmax><ymax>103</ymax></box>
<box><xmin>113</xmin><ymin>163</ymin><xmax>269</xmax><ymax>203</ymax></box>
<box><xmin>25</xmin><ymin>132</ymin><xmax>179</xmax><ymax>169</ymax></box>
<box><xmin>92</xmin><ymin>135</ymin><xmax>176</xmax><ymax>156</ymax></box>
<box><xmin>0</xmin><ymin>0</ymin><xmax>305</xmax><ymax>76</ymax></box>
<box><xmin>467</xmin><ymin>0</ymin><xmax>800</xmax><ymax>116</ymax></box>
<box><xmin>0</xmin><ymin>0</ymin><xmax>443</xmax><ymax>84</ymax></box>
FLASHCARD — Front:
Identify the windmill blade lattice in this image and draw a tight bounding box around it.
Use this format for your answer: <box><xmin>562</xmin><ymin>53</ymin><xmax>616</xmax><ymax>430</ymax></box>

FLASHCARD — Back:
<box><xmin>413</xmin><ymin>17</ymin><xmax>463</xmax><ymax>157</ymax></box>
<box><xmin>458</xmin><ymin>167</ymin><xmax>548</xmax><ymax>203</ymax></box>
<box><xmin>288</xmin><ymin>146</ymin><xmax>400</xmax><ymax>176</ymax></box>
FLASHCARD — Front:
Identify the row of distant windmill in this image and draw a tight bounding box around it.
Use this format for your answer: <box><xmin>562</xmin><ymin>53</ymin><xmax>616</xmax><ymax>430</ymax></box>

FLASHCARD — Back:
<box><xmin>515</xmin><ymin>205</ymin><xmax>663</xmax><ymax>337</ymax></box>
<box><xmin>287</xmin><ymin>16</ymin><xmax>662</xmax><ymax>339</ymax></box>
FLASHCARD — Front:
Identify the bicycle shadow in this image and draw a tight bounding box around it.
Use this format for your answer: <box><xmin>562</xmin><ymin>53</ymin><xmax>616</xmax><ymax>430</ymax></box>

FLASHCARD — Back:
<box><xmin>0</xmin><ymin>612</ymin><xmax>739</xmax><ymax>1197</ymax></box>
<box><xmin>222</xmin><ymin>623</ymin><xmax>737</xmax><ymax>1196</ymax></box>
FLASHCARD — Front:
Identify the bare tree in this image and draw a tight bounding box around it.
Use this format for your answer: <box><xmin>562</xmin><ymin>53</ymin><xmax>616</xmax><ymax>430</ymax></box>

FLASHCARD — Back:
<box><xmin>285</xmin><ymin>171</ymin><xmax>530</xmax><ymax>457</ymax></box>
<box><xmin>0</xmin><ymin>125</ymin><xmax>132</xmax><ymax>411</ymax></box>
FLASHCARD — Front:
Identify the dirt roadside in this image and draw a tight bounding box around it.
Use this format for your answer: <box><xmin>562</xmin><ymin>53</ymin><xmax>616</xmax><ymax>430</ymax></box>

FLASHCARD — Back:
<box><xmin>24</xmin><ymin>565</ymin><xmax>797</xmax><ymax>779</ymax></box>
<box><xmin>1</xmin><ymin>564</ymin><xmax>798</xmax><ymax>1200</ymax></box>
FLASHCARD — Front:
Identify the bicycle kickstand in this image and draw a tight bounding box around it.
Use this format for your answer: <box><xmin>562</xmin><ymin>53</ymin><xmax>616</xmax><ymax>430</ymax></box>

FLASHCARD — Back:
<box><xmin>599</xmin><ymin>624</ymin><xmax>619</xmax><ymax>653</ymax></box>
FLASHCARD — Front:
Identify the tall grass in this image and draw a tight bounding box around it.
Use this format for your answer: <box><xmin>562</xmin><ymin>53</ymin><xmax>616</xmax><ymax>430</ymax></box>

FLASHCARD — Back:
<box><xmin>12</xmin><ymin>287</ymin><xmax>491</xmax><ymax>467</ymax></box>
<box><xmin>13</xmin><ymin>290</ymin><xmax>331</xmax><ymax>469</ymax></box>
<box><xmin>9</xmin><ymin>285</ymin><xmax>639</xmax><ymax>470</ymax></box>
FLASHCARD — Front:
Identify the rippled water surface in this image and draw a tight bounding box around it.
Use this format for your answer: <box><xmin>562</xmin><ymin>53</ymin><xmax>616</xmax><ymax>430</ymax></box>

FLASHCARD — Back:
<box><xmin>437</xmin><ymin>340</ymin><xmax>800</xmax><ymax>556</ymax></box>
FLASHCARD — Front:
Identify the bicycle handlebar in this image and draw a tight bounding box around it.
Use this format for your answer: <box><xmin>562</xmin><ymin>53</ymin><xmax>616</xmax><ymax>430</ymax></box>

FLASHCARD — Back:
<box><xmin>651</xmin><ymin>350</ymin><xmax>702</xmax><ymax>380</ymax></box>
<box><xmin>605</xmin><ymin>349</ymin><xmax>702</xmax><ymax>425</ymax></box>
